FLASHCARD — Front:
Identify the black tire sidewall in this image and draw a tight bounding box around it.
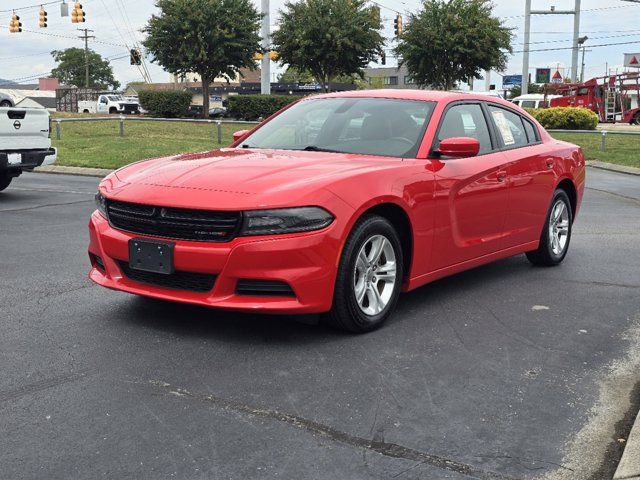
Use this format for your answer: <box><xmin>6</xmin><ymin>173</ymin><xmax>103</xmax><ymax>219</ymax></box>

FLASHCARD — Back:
<box><xmin>541</xmin><ymin>190</ymin><xmax>573</xmax><ymax>264</ymax></box>
<box><xmin>334</xmin><ymin>215</ymin><xmax>403</xmax><ymax>332</ymax></box>
<box><xmin>0</xmin><ymin>174</ymin><xmax>12</xmax><ymax>192</ymax></box>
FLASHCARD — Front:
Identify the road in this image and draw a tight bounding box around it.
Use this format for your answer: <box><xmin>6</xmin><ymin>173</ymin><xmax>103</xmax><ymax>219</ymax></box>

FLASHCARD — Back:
<box><xmin>1</xmin><ymin>169</ymin><xmax>639</xmax><ymax>480</ymax></box>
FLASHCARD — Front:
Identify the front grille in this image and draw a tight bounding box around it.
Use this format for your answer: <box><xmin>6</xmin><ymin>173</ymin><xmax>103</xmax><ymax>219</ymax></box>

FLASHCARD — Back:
<box><xmin>107</xmin><ymin>200</ymin><xmax>241</xmax><ymax>242</ymax></box>
<box><xmin>119</xmin><ymin>261</ymin><xmax>216</xmax><ymax>293</ymax></box>
<box><xmin>236</xmin><ymin>279</ymin><xmax>296</xmax><ymax>297</ymax></box>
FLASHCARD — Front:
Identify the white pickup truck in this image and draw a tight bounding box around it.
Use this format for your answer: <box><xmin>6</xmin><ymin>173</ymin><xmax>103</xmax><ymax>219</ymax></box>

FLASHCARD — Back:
<box><xmin>0</xmin><ymin>107</ymin><xmax>56</xmax><ymax>191</ymax></box>
<box><xmin>78</xmin><ymin>94</ymin><xmax>140</xmax><ymax>115</ymax></box>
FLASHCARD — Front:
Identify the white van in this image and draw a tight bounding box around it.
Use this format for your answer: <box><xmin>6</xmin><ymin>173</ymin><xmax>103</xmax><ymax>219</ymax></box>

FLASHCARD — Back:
<box><xmin>511</xmin><ymin>94</ymin><xmax>560</xmax><ymax>109</ymax></box>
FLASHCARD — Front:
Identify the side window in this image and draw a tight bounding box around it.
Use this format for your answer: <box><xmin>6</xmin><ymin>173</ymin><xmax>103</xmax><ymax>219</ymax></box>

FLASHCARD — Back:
<box><xmin>488</xmin><ymin>105</ymin><xmax>528</xmax><ymax>148</ymax></box>
<box><xmin>521</xmin><ymin>100</ymin><xmax>537</xmax><ymax>109</ymax></box>
<box><xmin>522</xmin><ymin>118</ymin><xmax>539</xmax><ymax>143</ymax></box>
<box><xmin>437</xmin><ymin>104</ymin><xmax>493</xmax><ymax>155</ymax></box>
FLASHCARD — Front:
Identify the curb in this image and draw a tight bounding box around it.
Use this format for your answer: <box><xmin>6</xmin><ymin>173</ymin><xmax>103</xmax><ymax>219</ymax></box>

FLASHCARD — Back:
<box><xmin>587</xmin><ymin>161</ymin><xmax>640</xmax><ymax>176</ymax></box>
<box><xmin>614</xmin><ymin>410</ymin><xmax>640</xmax><ymax>480</ymax></box>
<box><xmin>34</xmin><ymin>165</ymin><xmax>114</xmax><ymax>178</ymax></box>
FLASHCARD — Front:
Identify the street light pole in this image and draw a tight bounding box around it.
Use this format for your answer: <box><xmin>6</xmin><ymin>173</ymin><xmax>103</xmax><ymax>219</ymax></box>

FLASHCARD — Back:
<box><xmin>260</xmin><ymin>0</ymin><xmax>270</xmax><ymax>95</ymax></box>
<box><xmin>522</xmin><ymin>0</ymin><xmax>531</xmax><ymax>95</ymax></box>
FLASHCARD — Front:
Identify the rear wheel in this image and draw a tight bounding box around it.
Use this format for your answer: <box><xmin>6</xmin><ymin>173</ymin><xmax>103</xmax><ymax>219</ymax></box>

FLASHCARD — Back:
<box><xmin>0</xmin><ymin>100</ymin><xmax>12</xmax><ymax>107</ymax></box>
<box><xmin>326</xmin><ymin>215</ymin><xmax>403</xmax><ymax>333</ymax></box>
<box><xmin>526</xmin><ymin>189</ymin><xmax>573</xmax><ymax>266</ymax></box>
<box><xmin>0</xmin><ymin>174</ymin><xmax>12</xmax><ymax>192</ymax></box>
<box><xmin>632</xmin><ymin>112</ymin><xmax>640</xmax><ymax>126</ymax></box>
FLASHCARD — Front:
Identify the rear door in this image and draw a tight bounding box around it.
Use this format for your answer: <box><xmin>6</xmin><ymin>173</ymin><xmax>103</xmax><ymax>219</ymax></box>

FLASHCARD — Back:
<box><xmin>486</xmin><ymin>104</ymin><xmax>555</xmax><ymax>248</ymax></box>
<box><xmin>428</xmin><ymin>102</ymin><xmax>510</xmax><ymax>270</ymax></box>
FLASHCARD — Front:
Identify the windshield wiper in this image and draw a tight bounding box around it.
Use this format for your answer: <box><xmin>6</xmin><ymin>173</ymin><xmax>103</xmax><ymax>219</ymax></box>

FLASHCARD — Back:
<box><xmin>302</xmin><ymin>145</ymin><xmax>343</xmax><ymax>153</ymax></box>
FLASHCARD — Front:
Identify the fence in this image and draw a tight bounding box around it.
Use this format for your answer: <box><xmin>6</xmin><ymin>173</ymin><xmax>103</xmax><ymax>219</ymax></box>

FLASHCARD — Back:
<box><xmin>52</xmin><ymin>116</ymin><xmax>260</xmax><ymax>144</ymax></box>
<box><xmin>548</xmin><ymin>129</ymin><xmax>640</xmax><ymax>152</ymax></box>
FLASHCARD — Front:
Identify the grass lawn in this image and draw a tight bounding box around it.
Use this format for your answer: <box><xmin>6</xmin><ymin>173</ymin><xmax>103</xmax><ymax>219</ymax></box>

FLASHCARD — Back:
<box><xmin>52</xmin><ymin>119</ymin><xmax>251</xmax><ymax>170</ymax></box>
<box><xmin>552</xmin><ymin>132</ymin><xmax>640</xmax><ymax>169</ymax></box>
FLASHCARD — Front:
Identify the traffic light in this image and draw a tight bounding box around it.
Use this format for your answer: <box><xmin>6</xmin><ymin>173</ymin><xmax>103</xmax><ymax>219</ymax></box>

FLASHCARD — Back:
<box><xmin>381</xmin><ymin>52</ymin><xmax>386</xmax><ymax>65</ymax></box>
<box><xmin>130</xmin><ymin>49</ymin><xmax>142</xmax><ymax>66</ymax></box>
<box><xmin>9</xmin><ymin>13</ymin><xmax>22</xmax><ymax>33</ymax></box>
<box><xmin>253</xmin><ymin>52</ymin><xmax>263</xmax><ymax>61</ymax></box>
<box><xmin>71</xmin><ymin>2</ymin><xmax>85</xmax><ymax>23</ymax></box>
<box><xmin>393</xmin><ymin>15</ymin><xmax>403</xmax><ymax>37</ymax></box>
<box><xmin>268</xmin><ymin>51</ymin><xmax>279</xmax><ymax>60</ymax></box>
<box><xmin>39</xmin><ymin>7</ymin><xmax>48</xmax><ymax>28</ymax></box>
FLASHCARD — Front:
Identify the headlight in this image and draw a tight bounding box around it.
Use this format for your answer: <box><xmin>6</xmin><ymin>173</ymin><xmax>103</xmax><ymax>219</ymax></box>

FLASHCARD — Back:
<box><xmin>95</xmin><ymin>192</ymin><xmax>108</xmax><ymax>218</ymax></box>
<box><xmin>240</xmin><ymin>207</ymin><xmax>333</xmax><ymax>236</ymax></box>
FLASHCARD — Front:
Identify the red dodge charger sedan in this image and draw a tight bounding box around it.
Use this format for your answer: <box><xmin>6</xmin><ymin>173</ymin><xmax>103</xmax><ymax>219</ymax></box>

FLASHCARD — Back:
<box><xmin>89</xmin><ymin>90</ymin><xmax>585</xmax><ymax>332</ymax></box>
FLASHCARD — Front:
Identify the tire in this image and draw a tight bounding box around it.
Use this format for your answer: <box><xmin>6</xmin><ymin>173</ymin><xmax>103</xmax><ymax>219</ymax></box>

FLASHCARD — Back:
<box><xmin>109</xmin><ymin>107</ymin><xmax>117</xmax><ymax>114</ymax></box>
<box><xmin>0</xmin><ymin>174</ymin><xmax>12</xmax><ymax>192</ymax></box>
<box><xmin>0</xmin><ymin>100</ymin><xmax>12</xmax><ymax>107</ymax></box>
<box><xmin>526</xmin><ymin>189</ymin><xmax>573</xmax><ymax>266</ymax></box>
<box><xmin>326</xmin><ymin>215</ymin><xmax>403</xmax><ymax>333</ymax></box>
<box><xmin>632</xmin><ymin>113</ymin><xmax>640</xmax><ymax>126</ymax></box>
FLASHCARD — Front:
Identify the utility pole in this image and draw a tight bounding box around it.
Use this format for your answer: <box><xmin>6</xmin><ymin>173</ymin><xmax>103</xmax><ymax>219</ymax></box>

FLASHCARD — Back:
<box><xmin>521</xmin><ymin>0</ymin><xmax>581</xmax><ymax>95</ymax></box>
<box><xmin>578</xmin><ymin>36</ymin><xmax>589</xmax><ymax>82</ymax></box>
<box><xmin>78</xmin><ymin>28</ymin><xmax>95</xmax><ymax>88</ymax></box>
<box><xmin>260</xmin><ymin>0</ymin><xmax>270</xmax><ymax>95</ymax></box>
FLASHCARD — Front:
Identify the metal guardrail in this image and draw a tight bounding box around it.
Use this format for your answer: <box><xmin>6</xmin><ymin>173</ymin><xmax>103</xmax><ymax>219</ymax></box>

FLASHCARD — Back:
<box><xmin>548</xmin><ymin>128</ymin><xmax>640</xmax><ymax>151</ymax></box>
<box><xmin>52</xmin><ymin>116</ymin><xmax>260</xmax><ymax>144</ymax></box>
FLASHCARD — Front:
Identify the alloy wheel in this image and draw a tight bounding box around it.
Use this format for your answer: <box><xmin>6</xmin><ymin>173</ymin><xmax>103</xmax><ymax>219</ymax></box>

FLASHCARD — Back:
<box><xmin>353</xmin><ymin>234</ymin><xmax>397</xmax><ymax>316</ymax></box>
<box><xmin>548</xmin><ymin>199</ymin><xmax>570</xmax><ymax>256</ymax></box>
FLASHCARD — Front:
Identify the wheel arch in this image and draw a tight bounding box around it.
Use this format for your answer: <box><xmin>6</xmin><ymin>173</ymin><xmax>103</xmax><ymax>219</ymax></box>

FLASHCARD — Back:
<box><xmin>556</xmin><ymin>177</ymin><xmax>577</xmax><ymax>221</ymax></box>
<box><xmin>347</xmin><ymin>200</ymin><xmax>414</xmax><ymax>283</ymax></box>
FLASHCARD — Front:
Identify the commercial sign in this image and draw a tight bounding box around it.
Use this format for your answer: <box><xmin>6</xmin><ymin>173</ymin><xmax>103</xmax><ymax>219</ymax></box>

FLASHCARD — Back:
<box><xmin>551</xmin><ymin>70</ymin><xmax>563</xmax><ymax>84</ymax></box>
<box><xmin>502</xmin><ymin>75</ymin><xmax>522</xmax><ymax>88</ymax></box>
<box><xmin>624</xmin><ymin>53</ymin><xmax>640</xmax><ymax>68</ymax></box>
<box><xmin>535</xmin><ymin>68</ymin><xmax>551</xmax><ymax>84</ymax></box>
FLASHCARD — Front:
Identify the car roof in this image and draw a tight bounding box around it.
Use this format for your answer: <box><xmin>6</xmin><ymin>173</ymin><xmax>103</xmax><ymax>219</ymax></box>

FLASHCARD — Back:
<box><xmin>310</xmin><ymin>89</ymin><xmax>517</xmax><ymax>108</ymax></box>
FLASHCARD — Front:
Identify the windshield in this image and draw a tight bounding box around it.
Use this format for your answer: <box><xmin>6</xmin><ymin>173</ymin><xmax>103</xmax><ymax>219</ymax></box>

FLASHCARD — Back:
<box><xmin>240</xmin><ymin>97</ymin><xmax>435</xmax><ymax>157</ymax></box>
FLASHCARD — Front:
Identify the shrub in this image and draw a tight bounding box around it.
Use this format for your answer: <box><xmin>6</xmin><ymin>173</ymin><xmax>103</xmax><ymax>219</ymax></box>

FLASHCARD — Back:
<box><xmin>138</xmin><ymin>89</ymin><xmax>193</xmax><ymax>118</ymax></box>
<box><xmin>227</xmin><ymin>95</ymin><xmax>297</xmax><ymax>120</ymax></box>
<box><xmin>527</xmin><ymin>106</ymin><xmax>599</xmax><ymax>130</ymax></box>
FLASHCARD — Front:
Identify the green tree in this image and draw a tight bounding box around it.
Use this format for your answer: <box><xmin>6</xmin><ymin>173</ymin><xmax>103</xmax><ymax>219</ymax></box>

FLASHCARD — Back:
<box><xmin>143</xmin><ymin>0</ymin><xmax>261</xmax><ymax>116</ymax></box>
<box><xmin>272</xmin><ymin>0</ymin><xmax>384</xmax><ymax>92</ymax></box>
<box><xmin>51</xmin><ymin>48</ymin><xmax>120</xmax><ymax>89</ymax></box>
<box><xmin>394</xmin><ymin>0</ymin><xmax>512</xmax><ymax>91</ymax></box>
<box><xmin>277</xmin><ymin>67</ymin><xmax>315</xmax><ymax>83</ymax></box>
<box><xmin>509</xmin><ymin>83</ymin><xmax>543</xmax><ymax>98</ymax></box>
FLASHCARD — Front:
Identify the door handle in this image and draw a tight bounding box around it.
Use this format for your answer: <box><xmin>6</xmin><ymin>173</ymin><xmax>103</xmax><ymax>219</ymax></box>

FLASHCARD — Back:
<box><xmin>497</xmin><ymin>171</ymin><xmax>507</xmax><ymax>182</ymax></box>
<box><xmin>546</xmin><ymin>159</ymin><xmax>554</xmax><ymax>169</ymax></box>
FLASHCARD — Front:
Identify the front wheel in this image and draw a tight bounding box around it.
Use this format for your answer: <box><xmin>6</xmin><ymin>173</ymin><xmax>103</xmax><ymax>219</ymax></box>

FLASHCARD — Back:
<box><xmin>326</xmin><ymin>215</ymin><xmax>403</xmax><ymax>333</ymax></box>
<box><xmin>0</xmin><ymin>174</ymin><xmax>12</xmax><ymax>192</ymax></box>
<box><xmin>526</xmin><ymin>189</ymin><xmax>573</xmax><ymax>266</ymax></box>
<box><xmin>0</xmin><ymin>100</ymin><xmax>12</xmax><ymax>107</ymax></box>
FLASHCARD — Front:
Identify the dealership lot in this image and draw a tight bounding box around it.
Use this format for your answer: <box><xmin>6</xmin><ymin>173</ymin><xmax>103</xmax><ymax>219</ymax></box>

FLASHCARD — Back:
<box><xmin>1</xmin><ymin>169</ymin><xmax>639</xmax><ymax>479</ymax></box>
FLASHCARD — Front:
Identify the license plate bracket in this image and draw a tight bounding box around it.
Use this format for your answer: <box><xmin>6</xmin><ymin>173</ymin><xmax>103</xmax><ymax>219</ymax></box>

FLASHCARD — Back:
<box><xmin>128</xmin><ymin>238</ymin><xmax>174</xmax><ymax>275</ymax></box>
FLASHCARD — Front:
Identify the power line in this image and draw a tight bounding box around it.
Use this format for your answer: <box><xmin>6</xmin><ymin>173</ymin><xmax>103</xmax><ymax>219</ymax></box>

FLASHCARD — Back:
<box><xmin>0</xmin><ymin>24</ymin><xmax>128</xmax><ymax>48</ymax></box>
<box><xmin>513</xmin><ymin>39</ymin><xmax>640</xmax><ymax>53</ymax></box>
<box><xmin>0</xmin><ymin>1</ymin><xmax>60</xmax><ymax>13</ymax></box>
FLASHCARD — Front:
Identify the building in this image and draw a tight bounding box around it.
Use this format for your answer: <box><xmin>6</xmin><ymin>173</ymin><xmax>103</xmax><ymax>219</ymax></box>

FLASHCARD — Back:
<box><xmin>363</xmin><ymin>65</ymin><xmax>419</xmax><ymax>89</ymax></box>
<box><xmin>168</xmin><ymin>68</ymin><xmax>261</xmax><ymax>86</ymax></box>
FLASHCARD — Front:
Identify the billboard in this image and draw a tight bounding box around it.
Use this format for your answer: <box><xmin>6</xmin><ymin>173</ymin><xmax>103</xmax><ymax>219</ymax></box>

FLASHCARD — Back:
<box><xmin>502</xmin><ymin>75</ymin><xmax>522</xmax><ymax>88</ymax></box>
<box><xmin>535</xmin><ymin>68</ymin><xmax>551</xmax><ymax>84</ymax></box>
<box><xmin>624</xmin><ymin>53</ymin><xmax>640</xmax><ymax>68</ymax></box>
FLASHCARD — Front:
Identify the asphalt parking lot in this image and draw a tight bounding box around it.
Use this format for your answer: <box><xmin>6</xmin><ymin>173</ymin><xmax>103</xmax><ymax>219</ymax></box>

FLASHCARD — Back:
<box><xmin>1</xmin><ymin>168</ymin><xmax>639</xmax><ymax>480</ymax></box>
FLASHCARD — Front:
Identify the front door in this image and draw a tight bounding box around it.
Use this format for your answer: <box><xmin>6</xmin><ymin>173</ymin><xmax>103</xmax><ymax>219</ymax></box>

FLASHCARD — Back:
<box><xmin>429</xmin><ymin>102</ymin><xmax>510</xmax><ymax>271</ymax></box>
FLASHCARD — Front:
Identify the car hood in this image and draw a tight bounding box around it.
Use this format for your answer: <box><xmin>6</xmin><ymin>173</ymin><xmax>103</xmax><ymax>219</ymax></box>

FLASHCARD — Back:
<box><xmin>106</xmin><ymin>148</ymin><xmax>401</xmax><ymax>210</ymax></box>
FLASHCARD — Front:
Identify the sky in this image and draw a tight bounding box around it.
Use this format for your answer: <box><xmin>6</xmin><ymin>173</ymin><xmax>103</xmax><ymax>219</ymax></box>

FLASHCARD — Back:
<box><xmin>0</xmin><ymin>0</ymin><xmax>639</xmax><ymax>89</ymax></box>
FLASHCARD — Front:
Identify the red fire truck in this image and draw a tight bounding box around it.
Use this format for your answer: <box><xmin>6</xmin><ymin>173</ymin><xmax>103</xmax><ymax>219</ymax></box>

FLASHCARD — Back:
<box><xmin>545</xmin><ymin>72</ymin><xmax>640</xmax><ymax>124</ymax></box>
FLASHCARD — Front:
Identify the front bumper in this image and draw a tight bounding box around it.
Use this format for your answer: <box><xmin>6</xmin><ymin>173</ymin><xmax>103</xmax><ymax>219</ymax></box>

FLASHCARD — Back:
<box><xmin>88</xmin><ymin>211</ymin><xmax>342</xmax><ymax>314</ymax></box>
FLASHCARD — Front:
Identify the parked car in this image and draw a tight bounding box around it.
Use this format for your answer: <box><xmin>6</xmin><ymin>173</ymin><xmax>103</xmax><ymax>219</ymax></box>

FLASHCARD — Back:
<box><xmin>186</xmin><ymin>105</ymin><xmax>204</xmax><ymax>117</ymax></box>
<box><xmin>79</xmin><ymin>94</ymin><xmax>140</xmax><ymax>115</ymax></box>
<box><xmin>511</xmin><ymin>94</ymin><xmax>561</xmax><ymax>109</ymax></box>
<box><xmin>0</xmin><ymin>93</ymin><xmax>14</xmax><ymax>108</ymax></box>
<box><xmin>209</xmin><ymin>106</ymin><xmax>227</xmax><ymax>118</ymax></box>
<box><xmin>88</xmin><ymin>90</ymin><xmax>585</xmax><ymax>332</ymax></box>
<box><xmin>1</xmin><ymin>106</ymin><xmax>56</xmax><ymax>191</ymax></box>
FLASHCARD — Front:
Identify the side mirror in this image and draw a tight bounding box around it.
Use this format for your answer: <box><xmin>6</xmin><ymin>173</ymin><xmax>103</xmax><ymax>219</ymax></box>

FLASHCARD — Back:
<box><xmin>436</xmin><ymin>137</ymin><xmax>480</xmax><ymax>158</ymax></box>
<box><xmin>233</xmin><ymin>130</ymin><xmax>250</xmax><ymax>143</ymax></box>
